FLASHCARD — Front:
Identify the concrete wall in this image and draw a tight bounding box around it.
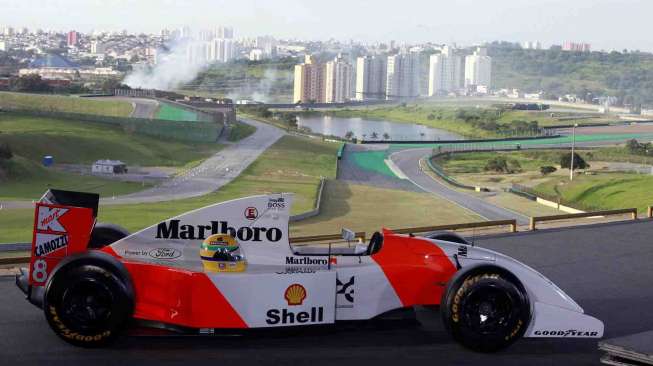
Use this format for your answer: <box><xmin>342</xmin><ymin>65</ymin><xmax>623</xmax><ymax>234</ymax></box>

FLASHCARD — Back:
<box><xmin>290</xmin><ymin>177</ymin><xmax>326</xmax><ymax>222</ymax></box>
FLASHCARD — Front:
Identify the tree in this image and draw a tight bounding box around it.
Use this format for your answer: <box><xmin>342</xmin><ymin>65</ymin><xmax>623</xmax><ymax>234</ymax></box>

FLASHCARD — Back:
<box><xmin>507</xmin><ymin>159</ymin><xmax>522</xmax><ymax>173</ymax></box>
<box><xmin>371</xmin><ymin>132</ymin><xmax>379</xmax><ymax>140</ymax></box>
<box><xmin>11</xmin><ymin>74</ymin><xmax>52</xmax><ymax>92</ymax></box>
<box><xmin>344</xmin><ymin>131</ymin><xmax>354</xmax><ymax>140</ymax></box>
<box><xmin>382</xmin><ymin>132</ymin><xmax>390</xmax><ymax>140</ymax></box>
<box><xmin>484</xmin><ymin>157</ymin><xmax>509</xmax><ymax>173</ymax></box>
<box><xmin>0</xmin><ymin>142</ymin><xmax>12</xmax><ymax>160</ymax></box>
<box><xmin>540</xmin><ymin>166</ymin><xmax>557</xmax><ymax>175</ymax></box>
<box><xmin>560</xmin><ymin>152</ymin><xmax>589</xmax><ymax>170</ymax></box>
<box><xmin>281</xmin><ymin>113</ymin><xmax>298</xmax><ymax>129</ymax></box>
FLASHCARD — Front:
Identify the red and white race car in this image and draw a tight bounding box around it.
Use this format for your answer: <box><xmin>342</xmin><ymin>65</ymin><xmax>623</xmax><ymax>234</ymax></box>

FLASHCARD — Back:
<box><xmin>16</xmin><ymin>189</ymin><xmax>604</xmax><ymax>351</ymax></box>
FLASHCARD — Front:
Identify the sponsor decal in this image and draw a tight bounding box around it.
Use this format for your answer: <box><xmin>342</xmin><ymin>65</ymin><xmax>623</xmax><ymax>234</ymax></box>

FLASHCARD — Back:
<box><xmin>266</xmin><ymin>284</ymin><xmax>325</xmax><ymax>325</ymax></box>
<box><xmin>285</xmin><ymin>256</ymin><xmax>328</xmax><ymax>265</ymax></box>
<box><xmin>149</xmin><ymin>248</ymin><xmax>182</xmax><ymax>260</ymax></box>
<box><xmin>267</xmin><ymin>197</ymin><xmax>286</xmax><ymax>210</ymax></box>
<box><xmin>275</xmin><ymin>267</ymin><xmax>317</xmax><ymax>275</ymax></box>
<box><xmin>336</xmin><ymin>276</ymin><xmax>355</xmax><ymax>308</ymax></box>
<box><xmin>284</xmin><ymin>284</ymin><xmax>307</xmax><ymax>306</ymax></box>
<box><xmin>244</xmin><ymin>207</ymin><xmax>259</xmax><ymax>220</ymax></box>
<box><xmin>37</xmin><ymin>207</ymin><xmax>69</xmax><ymax>232</ymax></box>
<box><xmin>156</xmin><ymin>220</ymin><xmax>283</xmax><ymax>242</ymax></box>
<box><xmin>533</xmin><ymin>329</ymin><xmax>599</xmax><ymax>337</ymax></box>
<box><xmin>34</xmin><ymin>233</ymin><xmax>68</xmax><ymax>257</ymax></box>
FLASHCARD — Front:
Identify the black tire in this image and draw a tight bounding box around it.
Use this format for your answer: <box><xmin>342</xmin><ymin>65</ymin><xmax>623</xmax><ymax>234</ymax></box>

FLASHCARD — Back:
<box><xmin>43</xmin><ymin>263</ymin><xmax>133</xmax><ymax>347</ymax></box>
<box><xmin>88</xmin><ymin>223</ymin><xmax>129</xmax><ymax>249</ymax></box>
<box><xmin>441</xmin><ymin>272</ymin><xmax>530</xmax><ymax>352</ymax></box>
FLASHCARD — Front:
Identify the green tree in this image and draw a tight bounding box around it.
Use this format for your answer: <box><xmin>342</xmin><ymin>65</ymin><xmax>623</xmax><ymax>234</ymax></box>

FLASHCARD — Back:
<box><xmin>560</xmin><ymin>152</ymin><xmax>589</xmax><ymax>170</ymax></box>
<box><xmin>540</xmin><ymin>166</ymin><xmax>557</xmax><ymax>175</ymax></box>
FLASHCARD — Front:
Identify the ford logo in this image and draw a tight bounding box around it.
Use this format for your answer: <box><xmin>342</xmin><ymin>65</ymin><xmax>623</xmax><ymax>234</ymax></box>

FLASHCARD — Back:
<box><xmin>149</xmin><ymin>248</ymin><xmax>182</xmax><ymax>260</ymax></box>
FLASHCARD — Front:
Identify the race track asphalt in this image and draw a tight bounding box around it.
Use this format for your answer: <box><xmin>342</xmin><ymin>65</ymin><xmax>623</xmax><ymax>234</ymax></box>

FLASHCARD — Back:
<box><xmin>390</xmin><ymin>148</ymin><xmax>531</xmax><ymax>225</ymax></box>
<box><xmin>100</xmin><ymin>117</ymin><xmax>284</xmax><ymax>204</ymax></box>
<box><xmin>2</xmin><ymin>219</ymin><xmax>652</xmax><ymax>366</ymax></box>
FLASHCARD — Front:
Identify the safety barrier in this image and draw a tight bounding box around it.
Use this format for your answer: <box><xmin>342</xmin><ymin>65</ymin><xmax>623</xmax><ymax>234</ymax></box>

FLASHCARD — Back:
<box><xmin>289</xmin><ymin>178</ymin><xmax>326</xmax><ymax>222</ymax></box>
<box><xmin>391</xmin><ymin>220</ymin><xmax>518</xmax><ymax>235</ymax></box>
<box><xmin>529</xmin><ymin>208</ymin><xmax>638</xmax><ymax>230</ymax></box>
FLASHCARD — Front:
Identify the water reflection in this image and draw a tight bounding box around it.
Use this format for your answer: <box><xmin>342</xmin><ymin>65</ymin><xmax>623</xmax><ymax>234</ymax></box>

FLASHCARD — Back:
<box><xmin>296</xmin><ymin>115</ymin><xmax>463</xmax><ymax>141</ymax></box>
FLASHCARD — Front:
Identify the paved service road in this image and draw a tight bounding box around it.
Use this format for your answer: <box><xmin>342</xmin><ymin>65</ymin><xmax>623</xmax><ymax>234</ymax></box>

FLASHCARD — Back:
<box><xmin>2</xmin><ymin>219</ymin><xmax>652</xmax><ymax>365</ymax></box>
<box><xmin>103</xmin><ymin>118</ymin><xmax>284</xmax><ymax>204</ymax></box>
<box><xmin>128</xmin><ymin>98</ymin><xmax>159</xmax><ymax>119</ymax></box>
<box><xmin>390</xmin><ymin>148</ymin><xmax>531</xmax><ymax>225</ymax></box>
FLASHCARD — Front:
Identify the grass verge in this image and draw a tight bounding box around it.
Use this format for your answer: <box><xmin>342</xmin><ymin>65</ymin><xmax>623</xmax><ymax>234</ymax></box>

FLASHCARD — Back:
<box><xmin>0</xmin><ymin>91</ymin><xmax>132</xmax><ymax>117</ymax></box>
<box><xmin>0</xmin><ymin>135</ymin><xmax>341</xmax><ymax>242</ymax></box>
<box><xmin>0</xmin><ymin>113</ymin><xmax>222</xmax><ymax>166</ymax></box>
<box><xmin>290</xmin><ymin>180</ymin><xmax>483</xmax><ymax>237</ymax></box>
<box><xmin>227</xmin><ymin>121</ymin><xmax>257</xmax><ymax>142</ymax></box>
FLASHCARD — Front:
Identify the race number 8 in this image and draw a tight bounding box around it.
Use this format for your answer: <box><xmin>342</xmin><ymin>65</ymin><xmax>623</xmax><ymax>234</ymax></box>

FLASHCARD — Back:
<box><xmin>32</xmin><ymin>259</ymin><xmax>48</xmax><ymax>283</ymax></box>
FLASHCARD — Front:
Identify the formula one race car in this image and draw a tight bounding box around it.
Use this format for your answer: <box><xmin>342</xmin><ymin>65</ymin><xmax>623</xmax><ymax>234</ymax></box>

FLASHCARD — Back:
<box><xmin>16</xmin><ymin>189</ymin><xmax>604</xmax><ymax>351</ymax></box>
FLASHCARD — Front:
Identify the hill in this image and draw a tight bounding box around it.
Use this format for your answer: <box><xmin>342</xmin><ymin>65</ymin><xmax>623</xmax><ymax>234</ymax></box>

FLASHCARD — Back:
<box><xmin>0</xmin><ymin>92</ymin><xmax>133</xmax><ymax>116</ymax></box>
<box><xmin>489</xmin><ymin>43</ymin><xmax>653</xmax><ymax>106</ymax></box>
<box><xmin>0</xmin><ymin>113</ymin><xmax>223</xmax><ymax>200</ymax></box>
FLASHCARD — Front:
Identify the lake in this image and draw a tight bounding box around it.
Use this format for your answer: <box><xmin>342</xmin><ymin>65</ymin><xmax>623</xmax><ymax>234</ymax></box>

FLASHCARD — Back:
<box><xmin>296</xmin><ymin>115</ymin><xmax>463</xmax><ymax>141</ymax></box>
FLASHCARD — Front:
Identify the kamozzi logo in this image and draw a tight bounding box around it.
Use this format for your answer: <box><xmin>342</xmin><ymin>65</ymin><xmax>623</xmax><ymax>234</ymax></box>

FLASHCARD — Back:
<box><xmin>156</xmin><ymin>220</ymin><xmax>283</xmax><ymax>242</ymax></box>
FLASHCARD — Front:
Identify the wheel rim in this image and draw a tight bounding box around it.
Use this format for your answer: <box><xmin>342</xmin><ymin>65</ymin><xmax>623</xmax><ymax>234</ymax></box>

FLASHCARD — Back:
<box><xmin>60</xmin><ymin>278</ymin><xmax>114</xmax><ymax>332</ymax></box>
<box><xmin>460</xmin><ymin>284</ymin><xmax>518</xmax><ymax>335</ymax></box>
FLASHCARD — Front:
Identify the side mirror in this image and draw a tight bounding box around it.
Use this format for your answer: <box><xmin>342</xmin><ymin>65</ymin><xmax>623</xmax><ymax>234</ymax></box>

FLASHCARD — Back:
<box><xmin>341</xmin><ymin>228</ymin><xmax>356</xmax><ymax>241</ymax></box>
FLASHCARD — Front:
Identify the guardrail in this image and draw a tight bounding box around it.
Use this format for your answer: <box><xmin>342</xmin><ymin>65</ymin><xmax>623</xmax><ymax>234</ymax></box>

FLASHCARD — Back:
<box><xmin>529</xmin><ymin>208</ymin><xmax>638</xmax><ymax>230</ymax></box>
<box><xmin>391</xmin><ymin>220</ymin><xmax>518</xmax><ymax>234</ymax></box>
<box><xmin>0</xmin><ymin>256</ymin><xmax>30</xmax><ymax>265</ymax></box>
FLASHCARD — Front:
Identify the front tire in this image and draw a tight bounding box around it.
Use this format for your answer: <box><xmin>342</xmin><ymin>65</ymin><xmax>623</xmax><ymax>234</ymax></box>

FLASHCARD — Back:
<box><xmin>43</xmin><ymin>264</ymin><xmax>133</xmax><ymax>347</ymax></box>
<box><xmin>441</xmin><ymin>272</ymin><xmax>530</xmax><ymax>352</ymax></box>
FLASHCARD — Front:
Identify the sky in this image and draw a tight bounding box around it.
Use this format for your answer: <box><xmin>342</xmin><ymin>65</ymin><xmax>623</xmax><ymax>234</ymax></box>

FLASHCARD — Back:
<box><xmin>0</xmin><ymin>0</ymin><xmax>649</xmax><ymax>52</ymax></box>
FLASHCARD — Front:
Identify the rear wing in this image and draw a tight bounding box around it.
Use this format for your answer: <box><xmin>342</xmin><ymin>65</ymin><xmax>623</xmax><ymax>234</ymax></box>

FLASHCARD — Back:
<box><xmin>29</xmin><ymin>190</ymin><xmax>99</xmax><ymax>286</ymax></box>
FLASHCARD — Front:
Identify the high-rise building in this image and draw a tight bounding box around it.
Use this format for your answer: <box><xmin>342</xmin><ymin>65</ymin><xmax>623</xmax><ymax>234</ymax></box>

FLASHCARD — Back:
<box><xmin>91</xmin><ymin>41</ymin><xmax>106</xmax><ymax>55</ymax></box>
<box><xmin>386</xmin><ymin>52</ymin><xmax>420</xmax><ymax>100</ymax></box>
<box><xmin>293</xmin><ymin>55</ymin><xmax>325</xmax><ymax>103</ymax></box>
<box><xmin>67</xmin><ymin>31</ymin><xmax>79</xmax><ymax>47</ymax></box>
<box><xmin>256</xmin><ymin>36</ymin><xmax>277</xmax><ymax>57</ymax></box>
<box><xmin>464</xmin><ymin>47</ymin><xmax>492</xmax><ymax>91</ymax></box>
<box><xmin>216</xmin><ymin>26</ymin><xmax>234</xmax><ymax>39</ymax></box>
<box><xmin>179</xmin><ymin>26</ymin><xmax>192</xmax><ymax>39</ymax></box>
<box><xmin>428</xmin><ymin>46</ymin><xmax>463</xmax><ymax>96</ymax></box>
<box><xmin>562</xmin><ymin>41</ymin><xmax>591</xmax><ymax>52</ymax></box>
<box><xmin>208</xmin><ymin>38</ymin><xmax>235</xmax><ymax>63</ymax></box>
<box><xmin>355</xmin><ymin>55</ymin><xmax>387</xmax><ymax>100</ymax></box>
<box><xmin>522</xmin><ymin>41</ymin><xmax>542</xmax><ymax>50</ymax></box>
<box><xmin>324</xmin><ymin>55</ymin><xmax>354</xmax><ymax>103</ymax></box>
<box><xmin>3</xmin><ymin>26</ymin><xmax>14</xmax><ymax>36</ymax></box>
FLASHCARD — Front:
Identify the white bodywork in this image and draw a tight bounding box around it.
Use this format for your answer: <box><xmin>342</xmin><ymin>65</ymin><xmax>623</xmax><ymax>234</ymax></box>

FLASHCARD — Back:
<box><xmin>110</xmin><ymin>194</ymin><xmax>603</xmax><ymax>337</ymax></box>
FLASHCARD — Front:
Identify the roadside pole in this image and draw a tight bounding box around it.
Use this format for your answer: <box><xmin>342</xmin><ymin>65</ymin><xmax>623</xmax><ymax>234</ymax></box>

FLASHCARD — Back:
<box><xmin>569</xmin><ymin>123</ymin><xmax>578</xmax><ymax>181</ymax></box>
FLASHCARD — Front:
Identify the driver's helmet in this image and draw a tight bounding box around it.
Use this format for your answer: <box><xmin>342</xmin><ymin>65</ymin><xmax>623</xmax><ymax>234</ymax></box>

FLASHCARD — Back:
<box><xmin>200</xmin><ymin>234</ymin><xmax>246</xmax><ymax>272</ymax></box>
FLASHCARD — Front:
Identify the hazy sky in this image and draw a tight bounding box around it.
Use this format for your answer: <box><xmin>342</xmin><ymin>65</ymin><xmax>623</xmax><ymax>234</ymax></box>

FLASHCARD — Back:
<box><xmin>0</xmin><ymin>0</ymin><xmax>649</xmax><ymax>51</ymax></box>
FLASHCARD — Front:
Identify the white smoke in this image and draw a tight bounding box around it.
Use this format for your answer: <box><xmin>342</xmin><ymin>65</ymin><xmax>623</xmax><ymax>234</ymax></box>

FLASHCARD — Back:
<box><xmin>226</xmin><ymin>68</ymin><xmax>285</xmax><ymax>103</ymax></box>
<box><xmin>123</xmin><ymin>40</ymin><xmax>208</xmax><ymax>91</ymax></box>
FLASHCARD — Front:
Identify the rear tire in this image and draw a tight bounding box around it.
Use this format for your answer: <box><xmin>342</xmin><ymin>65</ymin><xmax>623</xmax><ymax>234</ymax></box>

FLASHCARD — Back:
<box><xmin>43</xmin><ymin>263</ymin><xmax>133</xmax><ymax>347</ymax></box>
<box><xmin>441</xmin><ymin>272</ymin><xmax>530</xmax><ymax>352</ymax></box>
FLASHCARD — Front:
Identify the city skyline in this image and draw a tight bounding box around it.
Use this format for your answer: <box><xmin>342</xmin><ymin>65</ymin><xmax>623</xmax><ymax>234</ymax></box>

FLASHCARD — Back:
<box><xmin>0</xmin><ymin>0</ymin><xmax>651</xmax><ymax>52</ymax></box>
